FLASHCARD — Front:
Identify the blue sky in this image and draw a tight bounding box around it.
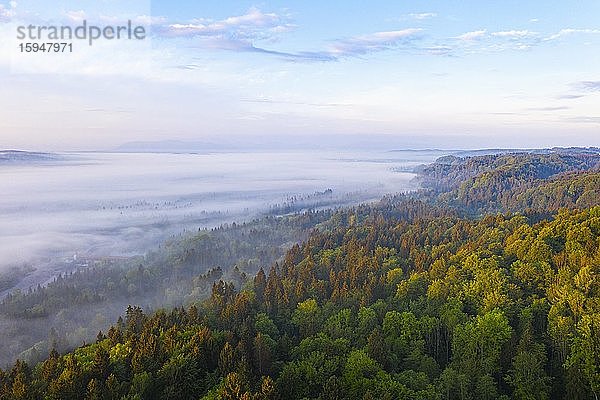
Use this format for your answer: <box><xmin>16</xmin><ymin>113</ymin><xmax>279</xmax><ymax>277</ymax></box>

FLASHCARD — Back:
<box><xmin>0</xmin><ymin>0</ymin><xmax>599</xmax><ymax>150</ymax></box>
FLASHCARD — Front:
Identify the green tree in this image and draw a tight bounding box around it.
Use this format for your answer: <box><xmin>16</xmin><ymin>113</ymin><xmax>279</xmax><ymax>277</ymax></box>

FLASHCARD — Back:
<box><xmin>452</xmin><ymin>309</ymin><xmax>512</xmax><ymax>379</ymax></box>
<box><xmin>292</xmin><ymin>299</ymin><xmax>321</xmax><ymax>337</ymax></box>
<box><xmin>507</xmin><ymin>347</ymin><xmax>551</xmax><ymax>400</ymax></box>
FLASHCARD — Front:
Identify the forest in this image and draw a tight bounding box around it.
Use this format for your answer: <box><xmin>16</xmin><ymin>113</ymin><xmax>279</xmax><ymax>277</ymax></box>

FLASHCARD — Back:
<box><xmin>0</xmin><ymin>150</ymin><xmax>599</xmax><ymax>399</ymax></box>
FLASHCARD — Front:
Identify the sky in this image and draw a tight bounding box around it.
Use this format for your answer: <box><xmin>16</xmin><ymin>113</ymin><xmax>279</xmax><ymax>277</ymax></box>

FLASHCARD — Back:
<box><xmin>0</xmin><ymin>0</ymin><xmax>599</xmax><ymax>150</ymax></box>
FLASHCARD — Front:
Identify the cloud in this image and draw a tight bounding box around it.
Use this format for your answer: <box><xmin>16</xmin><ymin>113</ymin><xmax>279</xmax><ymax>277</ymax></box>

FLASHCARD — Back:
<box><xmin>163</xmin><ymin>21</ymin><xmax>421</xmax><ymax>61</ymax></box>
<box><xmin>556</xmin><ymin>81</ymin><xmax>600</xmax><ymax>101</ymax></box>
<box><xmin>136</xmin><ymin>8</ymin><xmax>600</xmax><ymax>63</ymax></box>
<box><xmin>564</xmin><ymin>116</ymin><xmax>600</xmax><ymax>124</ymax></box>
<box><xmin>92</xmin><ymin>14</ymin><xmax>167</xmax><ymax>26</ymax></box>
<box><xmin>492</xmin><ymin>30</ymin><xmax>536</xmax><ymax>38</ymax></box>
<box><xmin>489</xmin><ymin>112</ymin><xmax>521</xmax><ymax>116</ymax></box>
<box><xmin>218</xmin><ymin>8</ymin><xmax>280</xmax><ymax>27</ymax></box>
<box><xmin>164</xmin><ymin>21</ymin><xmax>425</xmax><ymax>62</ymax></box>
<box><xmin>155</xmin><ymin>8</ymin><xmax>426</xmax><ymax>61</ymax></box>
<box><xmin>0</xmin><ymin>6</ymin><xmax>8</xmax><ymax>21</ymax></box>
<box><xmin>0</xmin><ymin>1</ymin><xmax>16</xmax><ymax>22</ymax></box>
<box><xmin>241</xmin><ymin>98</ymin><xmax>351</xmax><ymax>108</ymax></box>
<box><xmin>250</xmin><ymin>48</ymin><xmax>337</xmax><ymax>62</ymax></box>
<box><xmin>451</xmin><ymin>28</ymin><xmax>547</xmax><ymax>53</ymax></box>
<box><xmin>455</xmin><ymin>30</ymin><xmax>487</xmax><ymax>41</ymax></box>
<box><xmin>452</xmin><ymin>27</ymin><xmax>600</xmax><ymax>48</ymax></box>
<box><xmin>133</xmin><ymin>15</ymin><xmax>167</xmax><ymax>25</ymax></box>
<box><xmin>161</xmin><ymin>7</ymin><xmax>292</xmax><ymax>43</ymax></box>
<box><xmin>557</xmin><ymin>94</ymin><xmax>584</xmax><ymax>100</ymax></box>
<box><xmin>527</xmin><ymin>106</ymin><xmax>570</xmax><ymax>111</ymax></box>
<box><xmin>423</xmin><ymin>45</ymin><xmax>453</xmax><ymax>56</ymax></box>
<box><xmin>216</xmin><ymin>45</ymin><xmax>338</xmax><ymax>62</ymax></box>
<box><xmin>573</xmin><ymin>81</ymin><xmax>600</xmax><ymax>92</ymax></box>
<box><xmin>452</xmin><ymin>26</ymin><xmax>600</xmax><ymax>54</ymax></box>
<box><xmin>408</xmin><ymin>13</ymin><xmax>437</xmax><ymax>20</ymax></box>
<box><xmin>152</xmin><ymin>7</ymin><xmax>306</xmax><ymax>58</ymax></box>
<box><xmin>146</xmin><ymin>7</ymin><xmax>600</xmax><ymax>63</ymax></box>
<box><xmin>59</xmin><ymin>10</ymin><xmax>166</xmax><ymax>27</ymax></box>
<box><xmin>65</xmin><ymin>10</ymin><xmax>86</xmax><ymax>23</ymax></box>
<box><xmin>546</xmin><ymin>28</ymin><xmax>600</xmax><ymax>41</ymax></box>
<box><xmin>328</xmin><ymin>29</ymin><xmax>424</xmax><ymax>57</ymax></box>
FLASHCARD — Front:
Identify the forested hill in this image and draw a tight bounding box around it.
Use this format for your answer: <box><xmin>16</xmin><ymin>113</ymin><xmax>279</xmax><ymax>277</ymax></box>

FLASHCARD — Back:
<box><xmin>0</xmin><ymin>212</ymin><xmax>330</xmax><ymax>367</ymax></box>
<box><xmin>416</xmin><ymin>151</ymin><xmax>600</xmax><ymax>214</ymax></box>
<box><xmin>1</xmin><ymin>150</ymin><xmax>599</xmax><ymax>400</ymax></box>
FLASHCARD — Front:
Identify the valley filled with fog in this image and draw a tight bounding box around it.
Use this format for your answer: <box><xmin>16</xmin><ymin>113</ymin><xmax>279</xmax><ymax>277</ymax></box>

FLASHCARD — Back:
<box><xmin>0</xmin><ymin>149</ymin><xmax>445</xmax><ymax>297</ymax></box>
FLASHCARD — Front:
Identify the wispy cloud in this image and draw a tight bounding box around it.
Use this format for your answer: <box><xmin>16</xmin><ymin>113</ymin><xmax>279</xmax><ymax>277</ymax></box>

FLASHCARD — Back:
<box><xmin>0</xmin><ymin>6</ymin><xmax>8</xmax><ymax>22</ymax></box>
<box><xmin>455</xmin><ymin>30</ymin><xmax>487</xmax><ymax>41</ymax></box>
<box><xmin>224</xmin><ymin>29</ymin><xmax>427</xmax><ymax>62</ymax></box>
<box><xmin>241</xmin><ymin>98</ymin><xmax>352</xmax><ymax>108</ymax></box>
<box><xmin>328</xmin><ymin>29</ymin><xmax>423</xmax><ymax>57</ymax></box>
<box><xmin>91</xmin><ymin>14</ymin><xmax>167</xmax><ymax>26</ymax></box>
<box><xmin>557</xmin><ymin>94</ymin><xmax>585</xmax><ymax>100</ymax></box>
<box><xmin>555</xmin><ymin>81</ymin><xmax>600</xmax><ymax>101</ymax></box>
<box><xmin>161</xmin><ymin>7</ymin><xmax>293</xmax><ymax>43</ymax></box>
<box><xmin>492</xmin><ymin>30</ymin><xmax>537</xmax><ymax>38</ymax></box>
<box><xmin>452</xmin><ymin>28</ymin><xmax>537</xmax><ymax>53</ymax></box>
<box><xmin>489</xmin><ymin>112</ymin><xmax>521</xmax><ymax>116</ymax></box>
<box><xmin>424</xmin><ymin>45</ymin><xmax>453</xmax><ymax>56</ymax></box>
<box><xmin>408</xmin><ymin>13</ymin><xmax>437</xmax><ymax>20</ymax></box>
<box><xmin>573</xmin><ymin>81</ymin><xmax>600</xmax><ymax>92</ymax></box>
<box><xmin>451</xmin><ymin>26</ymin><xmax>600</xmax><ymax>54</ymax></box>
<box><xmin>480</xmin><ymin>27</ymin><xmax>600</xmax><ymax>44</ymax></box>
<box><xmin>163</xmin><ymin>18</ymin><xmax>425</xmax><ymax>62</ymax></box>
<box><xmin>144</xmin><ymin>7</ymin><xmax>431</xmax><ymax>62</ymax></box>
<box><xmin>74</xmin><ymin>5</ymin><xmax>600</xmax><ymax>64</ymax></box>
<box><xmin>227</xmin><ymin>46</ymin><xmax>337</xmax><ymax>62</ymax></box>
<box><xmin>450</xmin><ymin>26</ymin><xmax>598</xmax><ymax>54</ymax></box>
<box><xmin>148</xmin><ymin>7</ymin><xmax>308</xmax><ymax>60</ymax></box>
<box><xmin>546</xmin><ymin>28</ymin><xmax>600</xmax><ymax>41</ymax></box>
<box><xmin>58</xmin><ymin>9</ymin><xmax>167</xmax><ymax>28</ymax></box>
<box><xmin>64</xmin><ymin>10</ymin><xmax>86</xmax><ymax>23</ymax></box>
<box><xmin>0</xmin><ymin>1</ymin><xmax>17</xmax><ymax>22</ymax></box>
<box><xmin>487</xmin><ymin>30</ymin><xmax>541</xmax><ymax>51</ymax></box>
<box><xmin>527</xmin><ymin>106</ymin><xmax>570</xmax><ymax>111</ymax></box>
<box><xmin>564</xmin><ymin>116</ymin><xmax>600</xmax><ymax>124</ymax></box>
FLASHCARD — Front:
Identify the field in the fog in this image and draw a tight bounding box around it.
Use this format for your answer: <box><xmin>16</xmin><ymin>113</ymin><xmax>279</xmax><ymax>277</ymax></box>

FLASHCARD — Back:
<box><xmin>0</xmin><ymin>149</ymin><xmax>445</xmax><ymax>294</ymax></box>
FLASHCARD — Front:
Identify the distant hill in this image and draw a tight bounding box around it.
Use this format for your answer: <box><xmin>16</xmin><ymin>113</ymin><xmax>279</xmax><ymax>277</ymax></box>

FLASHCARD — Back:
<box><xmin>0</xmin><ymin>150</ymin><xmax>62</xmax><ymax>164</ymax></box>
<box><xmin>114</xmin><ymin>135</ymin><xmax>502</xmax><ymax>153</ymax></box>
<box><xmin>416</xmin><ymin>150</ymin><xmax>600</xmax><ymax>214</ymax></box>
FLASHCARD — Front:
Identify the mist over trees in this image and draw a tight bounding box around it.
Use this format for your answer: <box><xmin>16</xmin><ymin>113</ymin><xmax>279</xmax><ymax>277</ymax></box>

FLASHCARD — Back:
<box><xmin>0</xmin><ymin>149</ymin><xmax>599</xmax><ymax>399</ymax></box>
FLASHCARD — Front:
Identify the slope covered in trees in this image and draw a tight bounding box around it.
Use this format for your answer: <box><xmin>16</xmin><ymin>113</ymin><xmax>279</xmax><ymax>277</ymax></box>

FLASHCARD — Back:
<box><xmin>0</xmin><ymin>212</ymin><xmax>329</xmax><ymax>366</ymax></box>
<box><xmin>1</xmin><ymin>149</ymin><xmax>599</xmax><ymax>399</ymax></box>
<box><xmin>1</xmin><ymin>205</ymin><xmax>598</xmax><ymax>399</ymax></box>
<box><xmin>417</xmin><ymin>151</ymin><xmax>600</xmax><ymax>214</ymax></box>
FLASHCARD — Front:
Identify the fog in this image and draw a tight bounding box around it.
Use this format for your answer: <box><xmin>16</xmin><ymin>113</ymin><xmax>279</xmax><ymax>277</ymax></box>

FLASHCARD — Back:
<box><xmin>0</xmin><ymin>148</ymin><xmax>456</xmax><ymax>366</ymax></box>
<box><xmin>0</xmin><ymin>150</ymin><xmax>446</xmax><ymax>294</ymax></box>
